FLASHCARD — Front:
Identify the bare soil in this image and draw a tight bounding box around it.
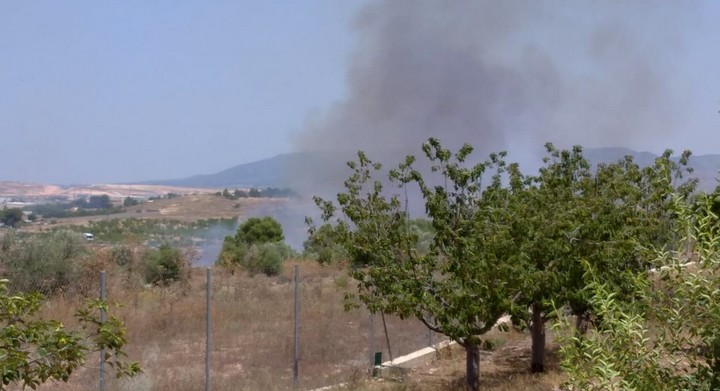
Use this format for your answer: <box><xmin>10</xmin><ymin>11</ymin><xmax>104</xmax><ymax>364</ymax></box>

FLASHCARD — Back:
<box><xmin>0</xmin><ymin>181</ymin><xmax>219</xmax><ymax>199</ymax></box>
<box><xmin>23</xmin><ymin>194</ymin><xmax>285</xmax><ymax>232</ymax></box>
<box><xmin>352</xmin><ymin>328</ymin><xmax>565</xmax><ymax>391</ymax></box>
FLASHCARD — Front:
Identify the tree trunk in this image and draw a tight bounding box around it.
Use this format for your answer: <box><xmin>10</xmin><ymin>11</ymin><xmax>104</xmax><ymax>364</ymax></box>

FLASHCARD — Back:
<box><xmin>530</xmin><ymin>304</ymin><xmax>546</xmax><ymax>373</ymax></box>
<box><xmin>465</xmin><ymin>342</ymin><xmax>481</xmax><ymax>391</ymax></box>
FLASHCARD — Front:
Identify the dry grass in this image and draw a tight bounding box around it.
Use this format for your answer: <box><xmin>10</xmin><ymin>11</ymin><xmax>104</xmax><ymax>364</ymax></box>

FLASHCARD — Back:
<box><xmin>348</xmin><ymin>328</ymin><xmax>565</xmax><ymax>391</ymax></box>
<box><xmin>19</xmin><ymin>260</ymin><xmax>434</xmax><ymax>391</ymax></box>
<box><xmin>21</xmin><ymin>194</ymin><xmax>283</xmax><ymax>232</ymax></box>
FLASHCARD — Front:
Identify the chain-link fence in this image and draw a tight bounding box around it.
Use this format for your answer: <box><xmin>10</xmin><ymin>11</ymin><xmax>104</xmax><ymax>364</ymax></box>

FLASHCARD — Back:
<box><xmin>4</xmin><ymin>263</ymin><xmax>442</xmax><ymax>391</ymax></box>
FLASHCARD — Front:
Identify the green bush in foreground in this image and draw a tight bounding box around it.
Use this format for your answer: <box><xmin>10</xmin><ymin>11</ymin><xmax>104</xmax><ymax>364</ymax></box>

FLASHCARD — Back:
<box><xmin>0</xmin><ymin>279</ymin><xmax>140</xmax><ymax>389</ymax></box>
<box><xmin>557</xmin><ymin>195</ymin><xmax>720</xmax><ymax>391</ymax></box>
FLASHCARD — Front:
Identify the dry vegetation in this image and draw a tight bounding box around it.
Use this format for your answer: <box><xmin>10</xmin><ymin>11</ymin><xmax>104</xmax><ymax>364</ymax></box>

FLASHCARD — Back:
<box><xmin>17</xmin><ymin>261</ymin><xmax>436</xmax><ymax>391</ymax></box>
<box><xmin>348</xmin><ymin>328</ymin><xmax>564</xmax><ymax>391</ymax></box>
<box><xmin>4</xmin><ymin>193</ymin><xmax>566</xmax><ymax>390</ymax></box>
<box><xmin>23</xmin><ymin>195</ymin><xmax>279</xmax><ymax>232</ymax></box>
<box><xmin>9</xmin><ymin>258</ymin><xmax>567</xmax><ymax>391</ymax></box>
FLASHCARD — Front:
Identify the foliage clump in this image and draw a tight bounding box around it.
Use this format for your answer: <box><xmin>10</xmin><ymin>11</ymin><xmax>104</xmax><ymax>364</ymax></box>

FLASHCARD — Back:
<box><xmin>217</xmin><ymin>216</ymin><xmax>293</xmax><ymax>276</ymax></box>
<box><xmin>558</xmin><ymin>194</ymin><xmax>720</xmax><ymax>391</ymax></box>
<box><xmin>309</xmin><ymin>138</ymin><xmax>698</xmax><ymax>390</ymax></box>
<box><xmin>303</xmin><ymin>223</ymin><xmax>347</xmax><ymax>264</ymax></box>
<box><xmin>142</xmin><ymin>243</ymin><xmax>190</xmax><ymax>286</ymax></box>
<box><xmin>0</xmin><ymin>207</ymin><xmax>24</xmax><ymax>227</ymax></box>
<box><xmin>0</xmin><ymin>230</ymin><xmax>89</xmax><ymax>295</ymax></box>
<box><xmin>0</xmin><ymin>279</ymin><xmax>140</xmax><ymax>389</ymax></box>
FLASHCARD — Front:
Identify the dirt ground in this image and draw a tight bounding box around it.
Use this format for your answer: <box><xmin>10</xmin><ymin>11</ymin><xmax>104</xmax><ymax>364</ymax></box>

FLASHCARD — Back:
<box><xmin>22</xmin><ymin>194</ymin><xmax>286</xmax><ymax>231</ymax></box>
<box><xmin>352</xmin><ymin>328</ymin><xmax>565</xmax><ymax>391</ymax></box>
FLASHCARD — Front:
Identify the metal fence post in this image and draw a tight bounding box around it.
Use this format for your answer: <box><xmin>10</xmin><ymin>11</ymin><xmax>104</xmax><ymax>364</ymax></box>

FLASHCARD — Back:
<box><xmin>369</xmin><ymin>312</ymin><xmax>375</xmax><ymax>370</ymax></box>
<box><xmin>205</xmin><ymin>267</ymin><xmax>211</xmax><ymax>391</ymax></box>
<box><xmin>99</xmin><ymin>271</ymin><xmax>106</xmax><ymax>391</ymax></box>
<box><xmin>293</xmin><ymin>264</ymin><xmax>300</xmax><ymax>389</ymax></box>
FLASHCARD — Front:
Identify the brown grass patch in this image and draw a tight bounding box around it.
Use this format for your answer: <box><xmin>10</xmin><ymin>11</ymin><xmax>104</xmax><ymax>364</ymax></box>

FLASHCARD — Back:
<box><xmin>18</xmin><ymin>261</ymin><xmax>435</xmax><ymax>391</ymax></box>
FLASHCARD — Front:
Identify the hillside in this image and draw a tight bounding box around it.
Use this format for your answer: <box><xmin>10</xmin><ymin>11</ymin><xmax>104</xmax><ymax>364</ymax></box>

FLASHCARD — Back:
<box><xmin>0</xmin><ymin>182</ymin><xmax>217</xmax><ymax>200</ymax></box>
<box><xmin>144</xmin><ymin>148</ymin><xmax>720</xmax><ymax>192</ymax></box>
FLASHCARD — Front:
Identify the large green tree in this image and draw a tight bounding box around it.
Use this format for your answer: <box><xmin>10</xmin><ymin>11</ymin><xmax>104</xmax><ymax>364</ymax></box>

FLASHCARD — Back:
<box><xmin>501</xmin><ymin>145</ymin><xmax>696</xmax><ymax>373</ymax></box>
<box><xmin>0</xmin><ymin>207</ymin><xmax>24</xmax><ymax>227</ymax></box>
<box><xmin>312</xmin><ymin>140</ymin><xmax>519</xmax><ymax>390</ymax></box>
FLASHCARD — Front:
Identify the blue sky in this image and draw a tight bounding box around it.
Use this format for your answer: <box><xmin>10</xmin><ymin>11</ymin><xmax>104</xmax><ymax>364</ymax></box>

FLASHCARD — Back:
<box><xmin>0</xmin><ymin>1</ymin><xmax>361</xmax><ymax>184</ymax></box>
<box><xmin>1</xmin><ymin>1</ymin><xmax>718</xmax><ymax>184</ymax></box>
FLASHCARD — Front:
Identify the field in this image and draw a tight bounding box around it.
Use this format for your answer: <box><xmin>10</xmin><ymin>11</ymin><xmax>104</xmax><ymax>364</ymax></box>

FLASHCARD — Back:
<box><xmin>3</xmin><ymin>192</ymin><xmax>567</xmax><ymax>390</ymax></box>
<box><xmin>22</xmin><ymin>194</ymin><xmax>283</xmax><ymax>230</ymax></box>
<box><xmin>17</xmin><ymin>261</ymin><xmax>564</xmax><ymax>391</ymax></box>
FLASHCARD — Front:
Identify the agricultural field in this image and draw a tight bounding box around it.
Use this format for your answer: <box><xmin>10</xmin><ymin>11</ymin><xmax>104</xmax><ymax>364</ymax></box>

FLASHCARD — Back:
<box><xmin>21</xmin><ymin>194</ymin><xmax>281</xmax><ymax>230</ymax></box>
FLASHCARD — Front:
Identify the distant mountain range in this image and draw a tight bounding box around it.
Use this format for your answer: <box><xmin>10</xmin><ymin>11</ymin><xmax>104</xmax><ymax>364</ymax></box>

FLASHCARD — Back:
<box><xmin>144</xmin><ymin>147</ymin><xmax>720</xmax><ymax>192</ymax></box>
<box><xmin>143</xmin><ymin>151</ymin><xmax>348</xmax><ymax>190</ymax></box>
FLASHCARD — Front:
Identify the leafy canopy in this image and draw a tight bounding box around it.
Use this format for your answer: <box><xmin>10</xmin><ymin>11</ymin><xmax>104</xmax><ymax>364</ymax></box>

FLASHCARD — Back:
<box><xmin>0</xmin><ymin>279</ymin><xmax>140</xmax><ymax>389</ymax></box>
<box><xmin>311</xmin><ymin>139</ymin><xmax>521</xmax><ymax>390</ymax></box>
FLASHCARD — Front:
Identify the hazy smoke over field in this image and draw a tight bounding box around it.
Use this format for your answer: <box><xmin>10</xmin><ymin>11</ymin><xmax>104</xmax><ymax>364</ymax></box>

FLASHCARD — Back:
<box><xmin>293</xmin><ymin>0</ymin><xmax>698</xmax><ymax>182</ymax></box>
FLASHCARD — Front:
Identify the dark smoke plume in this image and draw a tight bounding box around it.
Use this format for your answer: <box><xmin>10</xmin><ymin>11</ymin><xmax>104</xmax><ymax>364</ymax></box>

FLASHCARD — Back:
<box><xmin>292</xmin><ymin>0</ymin><xmax>699</xmax><ymax>186</ymax></box>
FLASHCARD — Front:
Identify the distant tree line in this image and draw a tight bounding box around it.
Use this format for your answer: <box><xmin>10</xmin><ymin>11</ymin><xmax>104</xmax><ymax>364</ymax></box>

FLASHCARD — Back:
<box><xmin>29</xmin><ymin>194</ymin><xmax>123</xmax><ymax>219</ymax></box>
<box><xmin>217</xmin><ymin>187</ymin><xmax>298</xmax><ymax>200</ymax></box>
<box><xmin>148</xmin><ymin>192</ymin><xmax>181</xmax><ymax>201</ymax></box>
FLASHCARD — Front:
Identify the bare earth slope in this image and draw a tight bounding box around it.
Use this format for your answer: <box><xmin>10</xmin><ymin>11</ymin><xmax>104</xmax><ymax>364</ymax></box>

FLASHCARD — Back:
<box><xmin>0</xmin><ymin>181</ymin><xmax>218</xmax><ymax>199</ymax></box>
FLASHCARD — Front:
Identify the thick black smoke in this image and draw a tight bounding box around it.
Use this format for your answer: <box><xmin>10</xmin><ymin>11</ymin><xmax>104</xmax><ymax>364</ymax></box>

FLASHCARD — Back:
<box><xmin>292</xmin><ymin>0</ymin><xmax>699</xmax><ymax>183</ymax></box>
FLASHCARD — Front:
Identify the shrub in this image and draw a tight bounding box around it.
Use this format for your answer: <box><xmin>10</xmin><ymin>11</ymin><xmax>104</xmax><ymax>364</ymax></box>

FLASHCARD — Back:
<box><xmin>241</xmin><ymin>242</ymin><xmax>292</xmax><ymax>276</ymax></box>
<box><xmin>217</xmin><ymin>216</ymin><xmax>293</xmax><ymax>276</ymax></box>
<box><xmin>142</xmin><ymin>244</ymin><xmax>187</xmax><ymax>286</ymax></box>
<box><xmin>557</xmin><ymin>195</ymin><xmax>720</xmax><ymax>390</ymax></box>
<box><xmin>234</xmin><ymin>217</ymin><xmax>284</xmax><ymax>245</ymax></box>
<box><xmin>123</xmin><ymin>197</ymin><xmax>139</xmax><ymax>207</ymax></box>
<box><xmin>0</xmin><ymin>280</ymin><xmax>141</xmax><ymax>388</ymax></box>
<box><xmin>110</xmin><ymin>245</ymin><xmax>135</xmax><ymax>267</ymax></box>
<box><xmin>0</xmin><ymin>230</ymin><xmax>87</xmax><ymax>295</ymax></box>
<box><xmin>303</xmin><ymin>223</ymin><xmax>347</xmax><ymax>264</ymax></box>
<box><xmin>217</xmin><ymin>237</ymin><xmax>246</xmax><ymax>269</ymax></box>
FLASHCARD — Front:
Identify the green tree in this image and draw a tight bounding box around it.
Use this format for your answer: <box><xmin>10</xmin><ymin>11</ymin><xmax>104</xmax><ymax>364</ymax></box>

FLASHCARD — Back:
<box><xmin>557</xmin><ymin>194</ymin><xmax>720</xmax><ymax>390</ymax></box>
<box><xmin>0</xmin><ymin>207</ymin><xmax>24</xmax><ymax>227</ymax></box>
<box><xmin>497</xmin><ymin>145</ymin><xmax>696</xmax><ymax>373</ymax></box>
<box><xmin>233</xmin><ymin>217</ymin><xmax>284</xmax><ymax>245</ymax></box>
<box><xmin>87</xmin><ymin>195</ymin><xmax>112</xmax><ymax>209</ymax></box>
<box><xmin>311</xmin><ymin>140</ymin><xmax>518</xmax><ymax>390</ymax></box>
<box><xmin>217</xmin><ymin>217</ymin><xmax>290</xmax><ymax>276</ymax></box>
<box><xmin>0</xmin><ymin>279</ymin><xmax>140</xmax><ymax>389</ymax></box>
<box><xmin>241</xmin><ymin>242</ymin><xmax>294</xmax><ymax>276</ymax></box>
